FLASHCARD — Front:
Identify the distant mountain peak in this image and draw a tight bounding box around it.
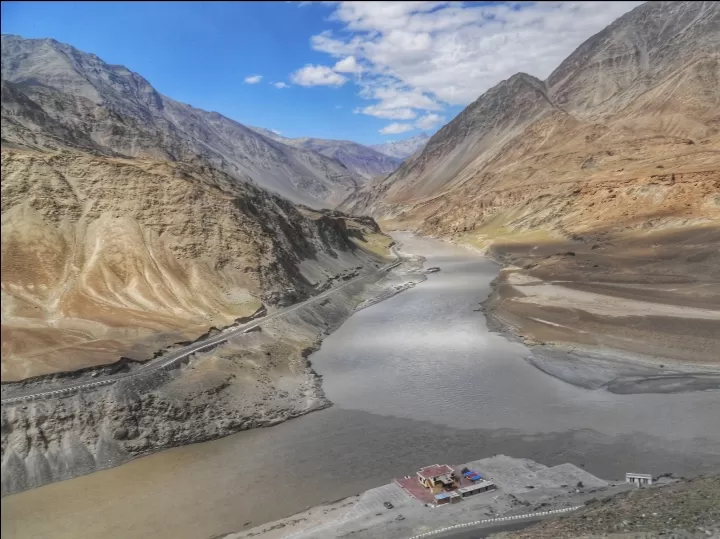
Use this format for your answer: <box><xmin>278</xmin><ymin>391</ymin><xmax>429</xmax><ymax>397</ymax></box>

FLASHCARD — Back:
<box><xmin>0</xmin><ymin>34</ymin><xmax>363</xmax><ymax>208</ymax></box>
<box><xmin>370</xmin><ymin>133</ymin><xmax>431</xmax><ymax>160</ymax></box>
<box><xmin>246</xmin><ymin>126</ymin><xmax>404</xmax><ymax>180</ymax></box>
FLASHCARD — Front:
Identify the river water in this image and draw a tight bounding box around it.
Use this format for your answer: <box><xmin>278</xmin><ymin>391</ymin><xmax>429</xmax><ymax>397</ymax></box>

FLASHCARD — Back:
<box><xmin>3</xmin><ymin>233</ymin><xmax>719</xmax><ymax>539</ymax></box>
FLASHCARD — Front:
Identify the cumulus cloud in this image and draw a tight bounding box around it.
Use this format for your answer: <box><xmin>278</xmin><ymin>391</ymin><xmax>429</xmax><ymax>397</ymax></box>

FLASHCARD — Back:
<box><xmin>244</xmin><ymin>74</ymin><xmax>263</xmax><ymax>84</ymax></box>
<box><xmin>291</xmin><ymin>64</ymin><xmax>347</xmax><ymax>87</ymax></box>
<box><xmin>273</xmin><ymin>82</ymin><xmax>290</xmax><ymax>88</ymax></box>
<box><xmin>380</xmin><ymin>122</ymin><xmax>414</xmax><ymax>135</ymax></box>
<box><xmin>368</xmin><ymin>86</ymin><xmax>441</xmax><ymax>110</ymax></box>
<box><xmin>358</xmin><ymin>105</ymin><xmax>417</xmax><ymax>120</ymax></box>
<box><xmin>308</xmin><ymin>1</ymin><xmax>642</xmax><ymax>117</ymax></box>
<box><xmin>415</xmin><ymin>113</ymin><xmax>445</xmax><ymax>130</ymax></box>
<box><xmin>333</xmin><ymin>56</ymin><xmax>363</xmax><ymax>73</ymax></box>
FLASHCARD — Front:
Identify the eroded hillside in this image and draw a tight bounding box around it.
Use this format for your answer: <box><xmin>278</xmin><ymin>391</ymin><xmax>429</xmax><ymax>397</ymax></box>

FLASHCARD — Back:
<box><xmin>0</xmin><ymin>147</ymin><xmax>391</xmax><ymax>381</ymax></box>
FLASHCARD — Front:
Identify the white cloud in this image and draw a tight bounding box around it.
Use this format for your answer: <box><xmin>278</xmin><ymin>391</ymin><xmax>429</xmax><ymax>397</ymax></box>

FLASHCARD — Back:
<box><xmin>415</xmin><ymin>113</ymin><xmax>445</xmax><ymax>130</ymax></box>
<box><xmin>271</xmin><ymin>129</ymin><xmax>282</xmax><ymax>135</ymax></box>
<box><xmin>244</xmin><ymin>74</ymin><xmax>263</xmax><ymax>84</ymax></box>
<box><xmin>291</xmin><ymin>64</ymin><xmax>347</xmax><ymax>87</ymax></box>
<box><xmin>358</xmin><ymin>105</ymin><xmax>417</xmax><ymax>120</ymax></box>
<box><xmin>380</xmin><ymin>122</ymin><xmax>414</xmax><ymax>135</ymax></box>
<box><xmin>370</xmin><ymin>86</ymin><xmax>441</xmax><ymax>111</ymax></box>
<box><xmin>273</xmin><ymin>82</ymin><xmax>290</xmax><ymax>88</ymax></box>
<box><xmin>308</xmin><ymin>0</ymin><xmax>643</xmax><ymax>114</ymax></box>
<box><xmin>333</xmin><ymin>56</ymin><xmax>363</xmax><ymax>73</ymax></box>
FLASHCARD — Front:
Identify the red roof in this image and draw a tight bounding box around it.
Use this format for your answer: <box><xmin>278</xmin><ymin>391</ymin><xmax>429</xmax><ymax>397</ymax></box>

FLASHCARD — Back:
<box><xmin>417</xmin><ymin>464</ymin><xmax>454</xmax><ymax>480</ymax></box>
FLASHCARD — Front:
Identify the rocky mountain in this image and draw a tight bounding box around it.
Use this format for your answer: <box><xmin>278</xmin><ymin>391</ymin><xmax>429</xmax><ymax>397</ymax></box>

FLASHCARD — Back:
<box><xmin>370</xmin><ymin>133</ymin><xmax>430</xmax><ymax>160</ymax></box>
<box><xmin>0</xmin><ymin>35</ymin><xmax>400</xmax><ymax>381</ymax></box>
<box><xmin>248</xmin><ymin>126</ymin><xmax>403</xmax><ymax>180</ymax></box>
<box><xmin>341</xmin><ymin>0</ymin><xmax>720</xmax><ymax>370</ymax></box>
<box><xmin>0</xmin><ymin>34</ymin><xmax>363</xmax><ymax>208</ymax></box>
<box><xmin>344</xmin><ymin>0</ymin><xmax>719</xmax><ymax>230</ymax></box>
<box><xmin>0</xmin><ymin>147</ymin><xmax>392</xmax><ymax>381</ymax></box>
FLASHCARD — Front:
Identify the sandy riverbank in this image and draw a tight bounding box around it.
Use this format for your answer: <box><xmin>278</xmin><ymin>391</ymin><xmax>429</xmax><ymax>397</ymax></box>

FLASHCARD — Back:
<box><xmin>453</xmin><ymin>226</ymin><xmax>720</xmax><ymax>394</ymax></box>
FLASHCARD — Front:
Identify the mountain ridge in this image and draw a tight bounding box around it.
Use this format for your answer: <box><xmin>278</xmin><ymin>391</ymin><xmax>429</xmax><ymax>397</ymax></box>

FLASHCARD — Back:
<box><xmin>0</xmin><ymin>34</ymin><xmax>400</xmax><ymax>380</ymax></box>
<box><xmin>247</xmin><ymin>126</ymin><xmax>403</xmax><ymax>180</ymax></box>
<box><xmin>339</xmin><ymin>0</ymin><xmax>720</xmax><ymax>375</ymax></box>
<box><xmin>370</xmin><ymin>132</ymin><xmax>430</xmax><ymax>159</ymax></box>
<box><xmin>0</xmin><ymin>34</ymin><xmax>363</xmax><ymax>208</ymax></box>
<box><xmin>342</xmin><ymin>0</ymin><xmax>719</xmax><ymax>220</ymax></box>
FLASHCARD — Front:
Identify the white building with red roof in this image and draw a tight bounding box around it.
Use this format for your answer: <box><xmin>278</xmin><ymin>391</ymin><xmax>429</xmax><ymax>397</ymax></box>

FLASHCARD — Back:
<box><xmin>417</xmin><ymin>464</ymin><xmax>456</xmax><ymax>489</ymax></box>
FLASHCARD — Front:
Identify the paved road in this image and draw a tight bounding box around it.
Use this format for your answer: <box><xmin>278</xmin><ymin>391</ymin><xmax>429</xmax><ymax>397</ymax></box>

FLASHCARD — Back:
<box><xmin>429</xmin><ymin>515</ymin><xmax>547</xmax><ymax>538</ymax></box>
<box><xmin>2</xmin><ymin>249</ymin><xmax>402</xmax><ymax>405</ymax></box>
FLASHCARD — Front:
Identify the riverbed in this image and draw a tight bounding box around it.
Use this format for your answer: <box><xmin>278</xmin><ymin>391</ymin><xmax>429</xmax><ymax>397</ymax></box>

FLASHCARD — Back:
<box><xmin>3</xmin><ymin>233</ymin><xmax>719</xmax><ymax>539</ymax></box>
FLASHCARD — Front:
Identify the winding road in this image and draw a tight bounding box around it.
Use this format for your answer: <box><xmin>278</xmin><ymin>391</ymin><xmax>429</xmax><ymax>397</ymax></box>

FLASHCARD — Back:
<box><xmin>2</xmin><ymin>249</ymin><xmax>402</xmax><ymax>405</ymax></box>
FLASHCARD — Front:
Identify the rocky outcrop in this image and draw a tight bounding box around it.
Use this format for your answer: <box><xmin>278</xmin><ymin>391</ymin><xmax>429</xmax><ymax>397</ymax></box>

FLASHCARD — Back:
<box><xmin>492</xmin><ymin>475</ymin><xmax>720</xmax><ymax>539</ymax></box>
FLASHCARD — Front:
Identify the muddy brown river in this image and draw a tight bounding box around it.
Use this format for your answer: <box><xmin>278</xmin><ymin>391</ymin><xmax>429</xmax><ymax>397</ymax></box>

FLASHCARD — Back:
<box><xmin>3</xmin><ymin>233</ymin><xmax>719</xmax><ymax>539</ymax></box>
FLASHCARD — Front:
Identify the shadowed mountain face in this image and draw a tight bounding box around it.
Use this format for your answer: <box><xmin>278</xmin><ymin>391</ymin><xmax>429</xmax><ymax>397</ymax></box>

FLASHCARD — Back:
<box><xmin>342</xmin><ymin>0</ymin><xmax>719</xmax><ymax>237</ymax></box>
<box><xmin>0</xmin><ymin>34</ymin><xmax>363</xmax><ymax>209</ymax></box>
<box><xmin>248</xmin><ymin>126</ymin><xmax>403</xmax><ymax>181</ymax></box>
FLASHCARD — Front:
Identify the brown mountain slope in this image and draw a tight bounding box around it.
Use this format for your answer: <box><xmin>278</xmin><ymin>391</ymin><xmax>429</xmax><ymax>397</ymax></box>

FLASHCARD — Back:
<box><xmin>341</xmin><ymin>0</ymin><xmax>720</xmax><ymax>367</ymax></box>
<box><xmin>0</xmin><ymin>147</ymin><xmax>390</xmax><ymax>381</ymax></box>
<box><xmin>343</xmin><ymin>1</ymin><xmax>718</xmax><ymax>219</ymax></box>
<box><xmin>1</xmin><ymin>35</ymin><xmax>362</xmax><ymax>208</ymax></box>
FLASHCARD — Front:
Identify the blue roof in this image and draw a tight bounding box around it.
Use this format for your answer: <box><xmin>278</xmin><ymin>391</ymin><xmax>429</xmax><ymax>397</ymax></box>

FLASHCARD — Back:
<box><xmin>435</xmin><ymin>493</ymin><xmax>450</xmax><ymax>499</ymax></box>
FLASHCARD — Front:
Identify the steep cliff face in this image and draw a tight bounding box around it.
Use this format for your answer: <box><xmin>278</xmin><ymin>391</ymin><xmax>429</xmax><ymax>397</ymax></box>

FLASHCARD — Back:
<box><xmin>343</xmin><ymin>0</ymin><xmax>720</xmax><ymax>235</ymax></box>
<box><xmin>0</xmin><ymin>148</ymin><xmax>389</xmax><ymax>381</ymax></box>
<box><xmin>1</xmin><ymin>35</ymin><xmax>362</xmax><ymax>208</ymax></box>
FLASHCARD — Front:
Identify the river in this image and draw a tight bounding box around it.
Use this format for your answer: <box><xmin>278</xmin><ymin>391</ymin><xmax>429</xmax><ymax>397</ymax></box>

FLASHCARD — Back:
<box><xmin>3</xmin><ymin>233</ymin><xmax>719</xmax><ymax>539</ymax></box>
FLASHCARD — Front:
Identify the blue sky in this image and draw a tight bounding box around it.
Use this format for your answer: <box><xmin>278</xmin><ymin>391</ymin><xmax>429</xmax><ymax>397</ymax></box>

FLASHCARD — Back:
<box><xmin>1</xmin><ymin>1</ymin><xmax>640</xmax><ymax>145</ymax></box>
